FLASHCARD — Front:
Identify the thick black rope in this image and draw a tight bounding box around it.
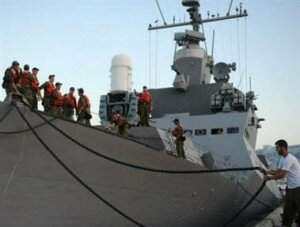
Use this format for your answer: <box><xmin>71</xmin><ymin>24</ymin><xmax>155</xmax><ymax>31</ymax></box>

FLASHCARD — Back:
<box><xmin>237</xmin><ymin>181</ymin><xmax>275</xmax><ymax>210</ymax></box>
<box><xmin>223</xmin><ymin>181</ymin><xmax>267</xmax><ymax>226</ymax></box>
<box><xmin>22</xmin><ymin>102</ymin><xmax>261</xmax><ymax>174</ymax></box>
<box><xmin>0</xmin><ymin>107</ymin><xmax>13</xmax><ymax>125</ymax></box>
<box><xmin>0</xmin><ymin>118</ymin><xmax>56</xmax><ymax>134</ymax></box>
<box><xmin>13</xmin><ymin>103</ymin><xmax>145</xmax><ymax>227</ymax></box>
<box><xmin>12</xmin><ymin>102</ymin><xmax>270</xmax><ymax>226</ymax></box>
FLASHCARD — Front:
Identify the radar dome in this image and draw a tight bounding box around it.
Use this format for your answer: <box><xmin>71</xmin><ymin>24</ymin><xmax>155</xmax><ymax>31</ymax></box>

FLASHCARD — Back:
<box><xmin>110</xmin><ymin>54</ymin><xmax>132</xmax><ymax>92</ymax></box>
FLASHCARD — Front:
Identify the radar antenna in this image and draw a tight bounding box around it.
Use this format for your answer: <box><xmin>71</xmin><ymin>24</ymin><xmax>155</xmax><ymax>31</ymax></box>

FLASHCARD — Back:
<box><xmin>149</xmin><ymin>0</ymin><xmax>248</xmax><ymax>31</ymax></box>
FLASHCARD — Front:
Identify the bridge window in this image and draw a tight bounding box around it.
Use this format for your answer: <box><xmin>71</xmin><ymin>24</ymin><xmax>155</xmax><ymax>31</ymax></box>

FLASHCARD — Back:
<box><xmin>195</xmin><ymin>129</ymin><xmax>206</xmax><ymax>136</ymax></box>
<box><xmin>211</xmin><ymin>128</ymin><xmax>223</xmax><ymax>135</ymax></box>
<box><xmin>227</xmin><ymin>127</ymin><xmax>239</xmax><ymax>134</ymax></box>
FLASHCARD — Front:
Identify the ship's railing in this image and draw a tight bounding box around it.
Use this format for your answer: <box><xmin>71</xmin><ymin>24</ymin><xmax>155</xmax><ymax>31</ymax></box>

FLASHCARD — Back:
<box><xmin>158</xmin><ymin>129</ymin><xmax>245</xmax><ymax>182</ymax></box>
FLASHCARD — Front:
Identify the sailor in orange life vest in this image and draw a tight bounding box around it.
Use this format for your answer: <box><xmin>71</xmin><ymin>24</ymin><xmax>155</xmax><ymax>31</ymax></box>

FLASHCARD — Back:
<box><xmin>63</xmin><ymin>87</ymin><xmax>77</xmax><ymax>120</ymax></box>
<box><xmin>134</xmin><ymin>86</ymin><xmax>153</xmax><ymax>127</ymax></box>
<box><xmin>2</xmin><ymin>61</ymin><xmax>22</xmax><ymax>103</ymax></box>
<box><xmin>39</xmin><ymin>75</ymin><xmax>55</xmax><ymax>113</ymax></box>
<box><xmin>19</xmin><ymin>64</ymin><xmax>35</xmax><ymax>107</ymax></box>
<box><xmin>31</xmin><ymin>67</ymin><xmax>41</xmax><ymax>110</ymax></box>
<box><xmin>50</xmin><ymin>82</ymin><xmax>63</xmax><ymax>117</ymax></box>
<box><xmin>171</xmin><ymin>119</ymin><xmax>186</xmax><ymax>159</ymax></box>
<box><xmin>77</xmin><ymin>88</ymin><xmax>92</xmax><ymax>125</ymax></box>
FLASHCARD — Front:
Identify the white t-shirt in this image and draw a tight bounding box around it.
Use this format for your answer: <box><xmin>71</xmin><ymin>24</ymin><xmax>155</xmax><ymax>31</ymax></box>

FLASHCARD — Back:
<box><xmin>277</xmin><ymin>153</ymin><xmax>300</xmax><ymax>189</ymax></box>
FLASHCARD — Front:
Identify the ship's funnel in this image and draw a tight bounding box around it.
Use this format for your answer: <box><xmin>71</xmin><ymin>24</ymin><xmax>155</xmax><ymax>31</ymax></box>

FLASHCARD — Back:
<box><xmin>110</xmin><ymin>54</ymin><xmax>132</xmax><ymax>92</ymax></box>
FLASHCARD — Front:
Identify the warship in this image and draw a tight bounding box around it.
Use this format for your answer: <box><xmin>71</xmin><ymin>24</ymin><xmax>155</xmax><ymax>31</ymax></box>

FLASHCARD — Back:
<box><xmin>0</xmin><ymin>0</ymin><xmax>283</xmax><ymax>226</ymax></box>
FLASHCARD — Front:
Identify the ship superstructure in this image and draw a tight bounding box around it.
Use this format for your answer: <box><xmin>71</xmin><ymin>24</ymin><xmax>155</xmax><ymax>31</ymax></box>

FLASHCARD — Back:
<box><xmin>98</xmin><ymin>0</ymin><xmax>283</xmax><ymax>223</ymax></box>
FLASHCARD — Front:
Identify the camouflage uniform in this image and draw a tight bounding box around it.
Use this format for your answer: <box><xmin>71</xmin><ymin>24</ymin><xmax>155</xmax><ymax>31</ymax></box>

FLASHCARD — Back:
<box><xmin>136</xmin><ymin>90</ymin><xmax>152</xmax><ymax>127</ymax></box>
<box><xmin>139</xmin><ymin>102</ymin><xmax>151</xmax><ymax>127</ymax></box>
<box><xmin>116</xmin><ymin>115</ymin><xmax>130</xmax><ymax>136</ymax></box>
<box><xmin>50</xmin><ymin>89</ymin><xmax>63</xmax><ymax>118</ymax></box>
<box><xmin>39</xmin><ymin>82</ymin><xmax>54</xmax><ymax>113</ymax></box>
<box><xmin>77</xmin><ymin>95</ymin><xmax>91</xmax><ymax>125</ymax></box>
<box><xmin>19</xmin><ymin>71</ymin><xmax>35</xmax><ymax>107</ymax></box>
<box><xmin>63</xmin><ymin>93</ymin><xmax>76</xmax><ymax>120</ymax></box>
<box><xmin>172</xmin><ymin>124</ymin><xmax>186</xmax><ymax>158</ymax></box>
<box><xmin>2</xmin><ymin>67</ymin><xmax>22</xmax><ymax>102</ymax></box>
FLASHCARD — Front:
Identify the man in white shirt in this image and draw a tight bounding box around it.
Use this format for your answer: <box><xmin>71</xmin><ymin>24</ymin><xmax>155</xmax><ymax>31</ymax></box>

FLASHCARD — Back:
<box><xmin>264</xmin><ymin>139</ymin><xmax>300</xmax><ymax>227</ymax></box>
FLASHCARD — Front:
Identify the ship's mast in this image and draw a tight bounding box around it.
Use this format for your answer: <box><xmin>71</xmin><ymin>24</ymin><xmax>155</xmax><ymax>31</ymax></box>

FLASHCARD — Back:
<box><xmin>148</xmin><ymin>0</ymin><xmax>248</xmax><ymax>91</ymax></box>
<box><xmin>148</xmin><ymin>0</ymin><xmax>248</xmax><ymax>32</ymax></box>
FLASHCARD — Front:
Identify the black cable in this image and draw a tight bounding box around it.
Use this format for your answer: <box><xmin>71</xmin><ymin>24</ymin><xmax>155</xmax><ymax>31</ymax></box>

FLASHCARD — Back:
<box><xmin>237</xmin><ymin>181</ymin><xmax>275</xmax><ymax>210</ymax></box>
<box><xmin>0</xmin><ymin>107</ymin><xmax>13</xmax><ymax>124</ymax></box>
<box><xmin>223</xmin><ymin>181</ymin><xmax>267</xmax><ymax>226</ymax></box>
<box><xmin>13</xmin><ymin>102</ymin><xmax>270</xmax><ymax>226</ymax></box>
<box><xmin>0</xmin><ymin>118</ymin><xmax>56</xmax><ymax>134</ymax></box>
<box><xmin>22</xmin><ymin>102</ymin><xmax>261</xmax><ymax>174</ymax></box>
<box><xmin>13</xmin><ymin>103</ymin><xmax>145</xmax><ymax>227</ymax></box>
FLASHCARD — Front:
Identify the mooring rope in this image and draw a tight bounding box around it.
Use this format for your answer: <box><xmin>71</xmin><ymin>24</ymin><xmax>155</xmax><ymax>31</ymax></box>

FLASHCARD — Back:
<box><xmin>223</xmin><ymin>181</ymin><xmax>267</xmax><ymax>226</ymax></box>
<box><xmin>10</xmin><ymin>101</ymin><xmax>268</xmax><ymax>226</ymax></box>
<box><xmin>0</xmin><ymin>107</ymin><xmax>13</xmax><ymax>125</ymax></box>
<box><xmin>20</xmin><ymin>102</ymin><xmax>261</xmax><ymax>174</ymax></box>
<box><xmin>0</xmin><ymin>118</ymin><xmax>56</xmax><ymax>134</ymax></box>
<box><xmin>13</xmin><ymin>102</ymin><xmax>145</xmax><ymax>227</ymax></box>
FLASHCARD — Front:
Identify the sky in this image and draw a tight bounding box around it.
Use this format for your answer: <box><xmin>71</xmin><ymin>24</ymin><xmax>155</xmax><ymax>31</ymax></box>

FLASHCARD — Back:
<box><xmin>0</xmin><ymin>0</ymin><xmax>299</xmax><ymax>148</ymax></box>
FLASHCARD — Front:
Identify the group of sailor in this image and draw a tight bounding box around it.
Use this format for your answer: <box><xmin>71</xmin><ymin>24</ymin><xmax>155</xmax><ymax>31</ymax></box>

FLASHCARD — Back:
<box><xmin>106</xmin><ymin>86</ymin><xmax>186</xmax><ymax>158</ymax></box>
<box><xmin>2</xmin><ymin>61</ymin><xmax>92</xmax><ymax>125</ymax></box>
<box><xmin>2</xmin><ymin>60</ymin><xmax>186</xmax><ymax>158</ymax></box>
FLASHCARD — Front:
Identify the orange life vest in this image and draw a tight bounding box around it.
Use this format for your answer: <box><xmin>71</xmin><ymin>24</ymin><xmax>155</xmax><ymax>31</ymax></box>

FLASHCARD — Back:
<box><xmin>77</xmin><ymin>95</ymin><xmax>91</xmax><ymax>110</ymax></box>
<box><xmin>63</xmin><ymin>93</ymin><xmax>76</xmax><ymax>108</ymax></box>
<box><xmin>172</xmin><ymin>125</ymin><xmax>184</xmax><ymax>139</ymax></box>
<box><xmin>31</xmin><ymin>75</ymin><xmax>39</xmax><ymax>91</ymax></box>
<box><xmin>46</xmin><ymin>82</ymin><xmax>55</xmax><ymax>97</ymax></box>
<box><xmin>139</xmin><ymin>91</ymin><xmax>152</xmax><ymax>103</ymax></box>
<box><xmin>20</xmin><ymin>71</ymin><xmax>32</xmax><ymax>87</ymax></box>
<box><xmin>52</xmin><ymin>89</ymin><xmax>63</xmax><ymax>106</ymax></box>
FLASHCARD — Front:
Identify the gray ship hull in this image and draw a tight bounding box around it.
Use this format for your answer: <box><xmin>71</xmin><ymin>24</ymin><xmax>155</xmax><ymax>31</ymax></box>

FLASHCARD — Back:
<box><xmin>0</xmin><ymin>102</ymin><xmax>281</xmax><ymax>226</ymax></box>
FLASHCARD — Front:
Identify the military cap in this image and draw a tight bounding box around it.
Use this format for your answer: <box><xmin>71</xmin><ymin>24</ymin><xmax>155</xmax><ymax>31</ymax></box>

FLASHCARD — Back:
<box><xmin>78</xmin><ymin>88</ymin><xmax>84</xmax><ymax>94</ymax></box>
<box><xmin>12</xmin><ymin>60</ymin><xmax>20</xmax><ymax>66</ymax></box>
<box><xmin>55</xmin><ymin>82</ymin><xmax>62</xmax><ymax>86</ymax></box>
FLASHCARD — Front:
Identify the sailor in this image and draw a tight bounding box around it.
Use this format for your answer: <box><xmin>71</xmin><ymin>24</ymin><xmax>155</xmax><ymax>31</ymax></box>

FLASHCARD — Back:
<box><xmin>105</xmin><ymin>112</ymin><xmax>118</xmax><ymax>132</ymax></box>
<box><xmin>115</xmin><ymin>111</ymin><xmax>130</xmax><ymax>136</ymax></box>
<box><xmin>171</xmin><ymin>119</ymin><xmax>186</xmax><ymax>158</ymax></box>
<box><xmin>31</xmin><ymin>67</ymin><xmax>41</xmax><ymax>110</ymax></box>
<box><xmin>134</xmin><ymin>86</ymin><xmax>152</xmax><ymax>127</ymax></box>
<box><xmin>2</xmin><ymin>61</ymin><xmax>22</xmax><ymax>102</ymax></box>
<box><xmin>19</xmin><ymin>64</ymin><xmax>35</xmax><ymax>107</ymax></box>
<box><xmin>50</xmin><ymin>82</ymin><xmax>63</xmax><ymax>117</ymax></box>
<box><xmin>39</xmin><ymin>75</ymin><xmax>55</xmax><ymax>113</ymax></box>
<box><xmin>63</xmin><ymin>87</ymin><xmax>77</xmax><ymax>120</ymax></box>
<box><xmin>262</xmin><ymin>140</ymin><xmax>300</xmax><ymax>226</ymax></box>
<box><xmin>77</xmin><ymin>88</ymin><xmax>92</xmax><ymax>125</ymax></box>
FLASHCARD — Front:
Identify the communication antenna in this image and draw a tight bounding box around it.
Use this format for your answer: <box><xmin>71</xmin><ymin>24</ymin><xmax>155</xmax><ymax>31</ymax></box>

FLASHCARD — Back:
<box><xmin>155</xmin><ymin>0</ymin><xmax>167</xmax><ymax>25</ymax></box>
<box><xmin>211</xmin><ymin>30</ymin><xmax>215</xmax><ymax>58</ymax></box>
<box><xmin>227</xmin><ymin>0</ymin><xmax>234</xmax><ymax>16</ymax></box>
<box><xmin>155</xmin><ymin>20</ymin><xmax>159</xmax><ymax>88</ymax></box>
